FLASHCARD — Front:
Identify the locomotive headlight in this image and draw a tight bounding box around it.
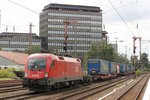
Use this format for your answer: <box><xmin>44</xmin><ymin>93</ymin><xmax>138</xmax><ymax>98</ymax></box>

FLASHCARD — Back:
<box><xmin>44</xmin><ymin>72</ymin><xmax>48</xmax><ymax>77</ymax></box>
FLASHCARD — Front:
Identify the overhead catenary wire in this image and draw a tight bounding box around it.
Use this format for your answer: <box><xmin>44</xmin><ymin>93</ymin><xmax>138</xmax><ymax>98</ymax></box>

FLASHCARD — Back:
<box><xmin>8</xmin><ymin>0</ymin><xmax>39</xmax><ymax>14</ymax></box>
<box><xmin>118</xmin><ymin>0</ymin><xmax>141</xmax><ymax>37</ymax></box>
<box><xmin>1</xmin><ymin>7</ymin><xmax>34</xmax><ymax>21</ymax></box>
<box><xmin>103</xmin><ymin>0</ymin><xmax>142</xmax><ymax>14</ymax></box>
<box><xmin>107</xmin><ymin>0</ymin><xmax>135</xmax><ymax>36</ymax></box>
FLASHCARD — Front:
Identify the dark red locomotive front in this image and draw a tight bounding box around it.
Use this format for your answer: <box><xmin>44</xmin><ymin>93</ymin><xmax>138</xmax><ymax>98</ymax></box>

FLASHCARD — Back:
<box><xmin>23</xmin><ymin>53</ymin><xmax>83</xmax><ymax>91</ymax></box>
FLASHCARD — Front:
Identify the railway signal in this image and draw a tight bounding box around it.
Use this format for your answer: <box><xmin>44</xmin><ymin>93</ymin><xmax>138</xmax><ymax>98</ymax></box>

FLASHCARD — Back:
<box><xmin>132</xmin><ymin>36</ymin><xmax>142</xmax><ymax>66</ymax></box>
<box><xmin>63</xmin><ymin>19</ymin><xmax>77</xmax><ymax>55</ymax></box>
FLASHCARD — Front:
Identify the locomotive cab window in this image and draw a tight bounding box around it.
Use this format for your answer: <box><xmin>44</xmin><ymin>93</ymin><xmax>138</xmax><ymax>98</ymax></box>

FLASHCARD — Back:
<box><xmin>28</xmin><ymin>58</ymin><xmax>46</xmax><ymax>70</ymax></box>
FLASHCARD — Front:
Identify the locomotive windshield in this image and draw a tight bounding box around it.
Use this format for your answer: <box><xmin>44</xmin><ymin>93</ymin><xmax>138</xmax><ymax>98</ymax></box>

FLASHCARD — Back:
<box><xmin>28</xmin><ymin>58</ymin><xmax>46</xmax><ymax>70</ymax></box>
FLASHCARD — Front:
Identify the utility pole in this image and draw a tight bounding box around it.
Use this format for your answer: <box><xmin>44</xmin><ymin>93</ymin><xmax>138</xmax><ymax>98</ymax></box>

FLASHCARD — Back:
<box><xmin>29</xmin><ymin>23</ymin><xmax>33</xmax><ymax>52</ymax></box>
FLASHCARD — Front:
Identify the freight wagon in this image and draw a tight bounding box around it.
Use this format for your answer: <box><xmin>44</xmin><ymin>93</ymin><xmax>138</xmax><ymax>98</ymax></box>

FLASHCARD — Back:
<box><xmin>87</xmin><ymin>59</ymin><xmax>110</xmax><ymax>80</ymax></box>
<box><xmin>127</xmin><ymin>64</ymin><xmax>132</xmax><ymax>74</ymax></box>
<box><xmin>119</xmin><ymin>63</ymin><xmax>127</xmax><ymax>76</ymax></box>
<box><xmin>109</xmin><ymin>62</ymin><xmax>117</xmax><ymax>78</ymax></box>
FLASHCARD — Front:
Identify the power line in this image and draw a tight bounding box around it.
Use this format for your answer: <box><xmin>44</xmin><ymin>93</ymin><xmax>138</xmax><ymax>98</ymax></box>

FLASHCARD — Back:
<box><xmin>118</xmin><ymin>0</ymin><xmax>141</xmax><ymax>37</ymax></box>
<box><xmin>8</xmin><ymin>0</ymin><xmax>39</xmax><ymax>14</ymax></box>
<box><xmin>1</xmin><ymin>7</ymin><xmax>32</xmax><ymax>20</ymax></box>
<box><xmin>103</xmin><ymin>0</ymin><xmax>141</xmax><ymax>14</ymax></box>
<box><xmin>107</xmin><ymin>0</ymin><xmax>135</xmax><ymax>36</ymax></box>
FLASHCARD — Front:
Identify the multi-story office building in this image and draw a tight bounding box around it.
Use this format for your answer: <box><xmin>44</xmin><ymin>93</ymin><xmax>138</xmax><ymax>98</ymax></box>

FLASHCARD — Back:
<box><xmin>0</xmin><ymin>32</ymin><xmax>41</xmax><ymax>52</ymax></box>
<box><xmin>40</xmin><ymin>3</ymin><xmax>106</xmax><ymax>57</ymax></box>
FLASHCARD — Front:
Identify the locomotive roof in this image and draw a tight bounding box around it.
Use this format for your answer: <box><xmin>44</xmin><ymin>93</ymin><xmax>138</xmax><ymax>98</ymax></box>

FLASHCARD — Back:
<box><xmin>28</xmin><ymin>53</ymin><xmax>81</xmax><ymax>63</ymax></box>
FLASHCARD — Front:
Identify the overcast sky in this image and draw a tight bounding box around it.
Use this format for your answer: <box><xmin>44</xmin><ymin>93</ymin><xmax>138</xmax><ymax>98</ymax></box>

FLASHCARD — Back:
<box><xmin>0</xmin><ymin>0</ymin><xmax>150</xmax><ymax>59</ymax></box>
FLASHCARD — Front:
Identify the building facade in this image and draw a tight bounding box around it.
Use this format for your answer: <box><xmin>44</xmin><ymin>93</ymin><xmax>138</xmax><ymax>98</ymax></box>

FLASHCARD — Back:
<box><xmin>0</xmin><ymin>32</ymin><xmax>41</xmax><ymax>52</ymax></box>
<box><xmin>40</xmin><ymin>3</ymin><xmax>106</xmax><ymax>57</ymax></box>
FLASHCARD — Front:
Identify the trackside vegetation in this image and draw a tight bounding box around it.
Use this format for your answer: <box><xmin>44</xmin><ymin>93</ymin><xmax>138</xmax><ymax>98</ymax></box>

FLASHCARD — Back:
<box><xmin>0</xmin><ymin>68</ymin><xmax>24</xmax><ymax>79</ymax></box>
<box><xmin>135</xmin><ymin>69</ymin><xmax>142</xmax><ymax>76</ymax></box>
<box><xmin>0</xmin><ymin>68</ymin><xmax>16</xmax><ymax>78</ymax></box>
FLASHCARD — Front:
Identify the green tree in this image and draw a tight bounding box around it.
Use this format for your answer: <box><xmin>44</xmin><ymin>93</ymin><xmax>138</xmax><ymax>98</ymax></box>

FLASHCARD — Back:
<box><xmin>24</xmin><ymin>45</ymin><xmax>41</xmax><ymax>54</ymax></box>
<box><xmin>140</xmin><ymin>53</ymin><xmax>149</xmax><ymax>68</ymax></box>
<box><xmin>83</xmin><ymin>43</ymin><xmax>116</xmax><ymax>67</ymax></box>
<box><xmin>116</xmin><ymin>54</ymin><xmax>129</xmax><ymax>63</ymax></box>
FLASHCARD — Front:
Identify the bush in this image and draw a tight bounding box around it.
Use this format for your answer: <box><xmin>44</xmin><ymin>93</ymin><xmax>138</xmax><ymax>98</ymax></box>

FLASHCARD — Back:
<box><xmin>13</xmin><ymin>71</ymin><xmax>24</xmax><ymax>78</ymax></box>
<box><xmin>135</xmin><ymin>69</ymin><xmax>141</xmax><ymax>76</ymax></box>
<box><xmin>0</xmin><ymin>69</ymin><xmax>16</xmax><ymax>78</ymax></box>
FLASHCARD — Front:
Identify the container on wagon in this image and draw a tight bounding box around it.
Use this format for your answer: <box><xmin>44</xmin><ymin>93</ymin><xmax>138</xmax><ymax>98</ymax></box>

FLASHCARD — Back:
<box><xmin>109</xmin><ymin>62</ymin><xmax>117</xmax><ymax>75</ymax></box>
<box><xmin>87</xmin><ymin>59</ymin><xmax>109</xmax><ymax>75</ymax></box>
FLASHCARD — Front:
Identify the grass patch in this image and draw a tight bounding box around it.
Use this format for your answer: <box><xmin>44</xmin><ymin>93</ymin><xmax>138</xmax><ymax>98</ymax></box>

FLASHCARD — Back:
<box><xmin>0</xmin><ymin>78</ymin><xmax>14</xmax><ymax>80</ymax></box>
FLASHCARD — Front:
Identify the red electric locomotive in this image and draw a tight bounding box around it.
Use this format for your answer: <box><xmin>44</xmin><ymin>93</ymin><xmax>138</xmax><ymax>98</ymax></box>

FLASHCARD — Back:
<box><xmin>23</xmin><ymin>53</ymin><xmax>83</xmax><ymax>91</ymax></box>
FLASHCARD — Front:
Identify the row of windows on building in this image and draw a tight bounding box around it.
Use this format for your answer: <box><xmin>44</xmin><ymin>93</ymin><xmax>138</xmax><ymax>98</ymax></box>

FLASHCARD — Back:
<box><xmin>53</xmin><ymin>49</ymin><xmax>88</xmax><ymax>53</ymax></box>
<box><xmin>48</xmin><ymin>37</ymin><xmax>102</xmax><ymax>41</ymax></box>
<box><xmin>48</xmin><ymin>19</ymin><xmax>102</xmax><ymax>25</ymax></box>
<box><xmin>48</xmin><ymin>25</ymin><xmax>102</xmax><ymax>31</ymax></box>
<box><xmin>48</xmin><ymin>13</ymin><xmax>101</xmax><ymax>19</ymax></box>
<box><xmin>48</xmin><ymin>43</ymin><xmax>91</xmax><ymax>47</ymax></box>
<box><xmin>0</xmin><ymin>38</ymin><xmax>40</xmax><ymax>42</ymax></box>
<box><xmin>2</xmin><ymin>48</ymin><xmax>26</xmax><ymax>51</ymax></box>
<box><xmin>0</xmin><ymin>41</ymin><xmax>40</xmax><ymax>45</ymax></box>
<box><xmin>48</xmin><ymin>31</ymin><xmax>102</xmax><ymax>36</ymax></box>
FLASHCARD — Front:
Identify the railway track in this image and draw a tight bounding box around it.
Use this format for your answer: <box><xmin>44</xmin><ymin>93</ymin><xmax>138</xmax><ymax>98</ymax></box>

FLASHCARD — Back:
<box><xmin>0</xmin><ymin>90</ymin><xmax>34</xmax><ymax>100</ymax></box>
<box><xmin>0</xmin><ymin>80</ymin><xmax>22</xmax><ymax>84</ymax></box>
<box><xmin>52</xmin><ymin>77</ymin><xmax>133</xmax><ymax>100</ymax></box>
<box><xmin>115</xmin><ymin>74</ymin><xmax>149</xmax><ymax>100</ymax></box>
<box><xmin>0</xmin><ymin>80</ymin><xmax>22</xmax><ymax>88</ymax></box>
<box><xmin>0</xmin><ymin>76</ymin><xmax>133</xmax><ymax>100</ymax></box>
<box><xmin>0</xmin><ymin>86</ymin><xmax>26</xmax><ymax>93</ymax></box>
